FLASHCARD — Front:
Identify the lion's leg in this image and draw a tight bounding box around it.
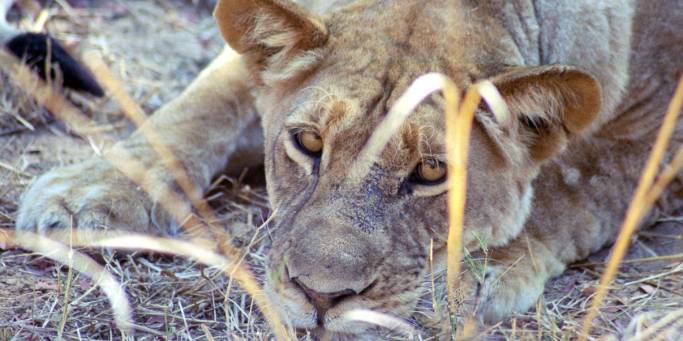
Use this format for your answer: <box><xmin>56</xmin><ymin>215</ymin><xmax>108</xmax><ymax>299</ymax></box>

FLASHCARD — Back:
<box><xmin>462</xmin><ymin>232</ymin><xmax>565</xmax><ymax>324</ymax></box>
<box><xmin>115</xmin><ymin>47</ymin><xmax>262</xmax><ymax>197</ymax></box>
<box><xmin>16</xmin><ymin>47</ymin><xmax>262</xmax><ymax>235</ymax></box>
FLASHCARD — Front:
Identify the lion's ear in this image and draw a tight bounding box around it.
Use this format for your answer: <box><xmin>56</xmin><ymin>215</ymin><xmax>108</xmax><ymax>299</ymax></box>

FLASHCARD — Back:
<box><xmin>491</xmin><ymin>65</ymin><xmax>602</xmax><ymax>161</ymax></box>
<box><xmin>214</xmin><ymin>0</ymin><xmax>328</xmax><ymax>84</ymax></box>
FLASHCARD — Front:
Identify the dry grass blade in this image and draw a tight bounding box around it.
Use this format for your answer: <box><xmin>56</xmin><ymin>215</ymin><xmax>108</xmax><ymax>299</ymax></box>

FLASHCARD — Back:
<box><xmin>82</xmin><ymin>50</ymin><xmax>290</xmax><ymax>335</ymax></box>
<box><xmin>350</xmin><ymin>72</ymin><xmax>464</xmax><ymax>334</ymax></box>
<box><xmin>444</xmin><ymin>81</ymin><xmax>505</xmax><ymax>340</ymax></box>
<box><xmin>0</xmin><ymin>51</ymin><xmax>191</xmax><ymax>235</ymax></box>
<box><xmin>0</xmin><ymin>49</ymin><xmax>287</xmax><ymax>338</ymax></box>
<box><xmin>644</xmin><ymin>146</ymin><xmax>683</xmax><ymax>205</ymax></box>
<box><xmin>444</xmin><ymin>84</ymin><xmax>475</xmax><ymax>326</ymax></box>
<box><xmin>352</xmin><ymin>73</ymin><xmax>460</xmax><ymax>181</ymax></box>
<box><xmin>201</xmin><ymin>324</ymin><xmax>216</xmax><ymax>341</ymax></box>
<box><xmin>579</xmin><ymin>73</ymin><xmax>683</xmax><ymax>340</ymax></box>
<box><xmin>3</xmin><ymin>228</ymin><xmax>290</xmax><ymax>339</ymax></box>
<box><xmin>87</xmin><ymin>234</ymin><xmax>289</xmax><ymax>340</ymax></box>
<box><xmin>0</xmin><ymin>159</ymin><xmax>32</xmax><ymax>178</ymax></box>
<box><xmin>57</xmin><ymin>249</ymin><xmax>75</xmax><ymax>339</ymax></box>
<box><xmin>349</xmin><ymin>72</ymin><xmax>468</xmax><ymax>335</ymax></box>
<box><xmin>352</xmin><ymin>72</ymin><xmax>509</xmax><ymax>338</ymax></box>
<box><xmin>340</xmin><ymin>309</ymin><xmax>416</xmax><ymax>336</ymax></box>
<box><xmin>573</xmin><ymin>252</ymin><xmax>683</xmax><ymax>267</ymax></box>
<box><xmin>444</xmin><ymin>80</ymin><xmax>506</xmax><ymax>328</ymax></box>
<box><xmin>0</xmin><ymin>51</ymin><xmax>105</xmax><ymax>139</ymax></box>
<box><xmin>82</xmin><ymin>51</ymin><xmax>235</xmax><ymax>255</ymax></box>
<box><xmin>12</xmin><ymin>231</ymin><xmax>133</xmax><ymax>334</ymax></box>
<box><xmin>474</xmin><ymin>81</ymin><xmax>509</xmax><ymax>124</ymax></box>
<box><xmin>628</xmin><ymin>308</ymin><xmax>683</xmax><ymax>341</ymax></box>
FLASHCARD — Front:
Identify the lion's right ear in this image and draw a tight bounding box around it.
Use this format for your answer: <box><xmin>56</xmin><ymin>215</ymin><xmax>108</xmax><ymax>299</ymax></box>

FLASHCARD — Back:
<box><xmin>214</xmin><ymin>0</ymin><xmax>328</xmax><ymax>84</ymax></box>
<box><xmin>490</xmin><ymin>65</ymin><xmax>602</xmax><ymax>162</ymax></box>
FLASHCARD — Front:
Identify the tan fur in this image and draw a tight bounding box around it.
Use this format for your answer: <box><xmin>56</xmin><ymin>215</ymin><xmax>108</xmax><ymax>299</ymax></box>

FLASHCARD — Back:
<box><xmin>16</xmin><ymin>0</ymin><xmax>683</xmax><ymax>338</ymax></box>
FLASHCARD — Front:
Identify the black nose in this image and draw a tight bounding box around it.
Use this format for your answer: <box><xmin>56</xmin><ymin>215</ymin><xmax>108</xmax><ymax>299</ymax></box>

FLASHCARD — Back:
<box><xmin>291</xmin><ymin>277</ymin><xmax>357</xmax><ymax>311</ymax></box>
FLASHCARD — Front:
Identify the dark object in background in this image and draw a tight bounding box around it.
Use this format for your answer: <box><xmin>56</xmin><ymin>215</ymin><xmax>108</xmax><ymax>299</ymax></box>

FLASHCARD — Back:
<box><xmin>6</xmin><ymin>32</ymin><xmax>104</xmax><ymax>97</ymax></box>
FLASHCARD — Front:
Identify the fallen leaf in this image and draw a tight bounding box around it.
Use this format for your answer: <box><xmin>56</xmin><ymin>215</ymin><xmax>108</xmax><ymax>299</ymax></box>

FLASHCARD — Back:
<box><xmin>639</xmin><ymin>284</ymin><xmax>656</xmax><ymax>294</ymax></box>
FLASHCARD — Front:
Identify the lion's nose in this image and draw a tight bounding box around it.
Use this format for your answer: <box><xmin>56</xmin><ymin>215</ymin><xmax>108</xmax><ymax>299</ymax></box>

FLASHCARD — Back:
<box><xmin>283</xmin><ymin>223</ymin><xmax>380</xmax><ymax>313</ymax></box>
<box><xmin>291</xmin><ymin>277</ymin><xmax>358</xmax><ymax>311</ymax></box>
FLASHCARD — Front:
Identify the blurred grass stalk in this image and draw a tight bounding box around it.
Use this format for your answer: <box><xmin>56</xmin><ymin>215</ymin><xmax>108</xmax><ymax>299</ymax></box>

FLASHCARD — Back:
<box><xmin>579</xmin><ymin>73</ymin><xmax>683</xmax><ymax>340</ymax></box>
<box><xmin>0</xmin><ymin>49</ymin><xmax>290</xmax><ymax>339</ymax></box>
<box><xmin>445</xmin><ymin>80</ymin><xmax>507</xmax><ymax>338</ymax></box>
<box><xmin>12</xmin><ymin>231</ymin><xmax>133</xmax><ymax>335</ymax></box>
<box><xmin>359</xmin><ymin>73</ymin><xmax>508</xmax><ymax>338</ymax></box>
<box><xmin>82</xmin><ymin>51</ymin><xmax>239</xmax><ymax>257</ymax></box>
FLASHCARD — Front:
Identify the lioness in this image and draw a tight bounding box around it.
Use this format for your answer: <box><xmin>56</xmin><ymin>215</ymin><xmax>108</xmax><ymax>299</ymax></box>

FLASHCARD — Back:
<box><xmin>15</xmin><ymin>0</ymin><xmax>683</xmax><ymax>338</ymax></box>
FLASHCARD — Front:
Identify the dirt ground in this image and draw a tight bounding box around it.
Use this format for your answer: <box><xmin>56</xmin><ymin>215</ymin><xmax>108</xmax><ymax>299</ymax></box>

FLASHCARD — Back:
<box><xmin>0</xmin><ymin>1</ymin><xmax>682</xmax><ymax>340</ymax></box>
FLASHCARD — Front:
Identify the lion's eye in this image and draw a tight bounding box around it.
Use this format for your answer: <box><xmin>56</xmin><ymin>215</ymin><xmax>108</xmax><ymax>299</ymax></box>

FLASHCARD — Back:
<box><xmin>412</xmin><ymin>159</ymin><xmax>447</xmax><ymax>184</ymax></box>
<box><xmin>294</xmin><ymin>131</ymin><xmax>323</xmax><ymax>156</ymax></box>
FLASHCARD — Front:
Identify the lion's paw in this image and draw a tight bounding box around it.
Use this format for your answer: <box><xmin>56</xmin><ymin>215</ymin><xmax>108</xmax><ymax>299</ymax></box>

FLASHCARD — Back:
<box><xmin>15</xmin><ymin>159</ymin><xmax>182</xmax><ymax>236</ymax></box>
<box><xmin>457</xmin><ymin>261</ymin><xmax>547</xmax><ymax>325</ymax></box>
<box><xmin>475</xmin><ymin>265</ymin><xmax>545</xmax><ymax>324</ymax></box>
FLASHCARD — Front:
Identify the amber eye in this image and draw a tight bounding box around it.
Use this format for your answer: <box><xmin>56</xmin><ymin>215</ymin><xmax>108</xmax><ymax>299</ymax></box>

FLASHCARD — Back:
<box><xmin>294</xmin><ymin>131</ymin><xmax>323</xmax><ymax>156</ymax></box>
<box><xmin>413</xmin><ymin>159</ymin><xmax>447</xmax><ymax>184</ymax></box>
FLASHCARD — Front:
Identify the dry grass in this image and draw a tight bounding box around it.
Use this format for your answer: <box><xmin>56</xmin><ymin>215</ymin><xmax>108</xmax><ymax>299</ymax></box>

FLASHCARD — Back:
<box><xmin>0</xmin><ymin>1</ymin><xmax>681</xmax><ymax>340</ymax></box>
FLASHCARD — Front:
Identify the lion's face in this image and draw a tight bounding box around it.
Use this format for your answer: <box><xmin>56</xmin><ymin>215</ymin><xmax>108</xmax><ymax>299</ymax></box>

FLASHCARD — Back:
<box><xmin>256</xmin><ymin>66</ymin><xmax>536</xmax><ymax>334</ymax></box>
<box><xmin>214</xmin><ymin>0</ymin><xmax>600</xmax><ymax>335</ymax></box>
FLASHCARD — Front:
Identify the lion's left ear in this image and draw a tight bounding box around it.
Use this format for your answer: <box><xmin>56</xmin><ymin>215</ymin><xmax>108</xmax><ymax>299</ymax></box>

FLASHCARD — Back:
<box><xmin>214</xmin><ymin>0</ymin><xmax>328</xmax><ymax>84</ymax></box>
<box><xmin>491</xmin><ymin>65</ymin><xmax>602</xmax><ymax>161</ymax></box>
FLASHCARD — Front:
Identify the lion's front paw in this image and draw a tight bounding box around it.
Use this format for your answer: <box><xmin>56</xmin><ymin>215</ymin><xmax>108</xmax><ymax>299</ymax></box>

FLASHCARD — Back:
<box><xmin>474</xmin><ymin>265</ymin><xmax>546</xmax><ymax>324</ymax></box>
<box><xmin>455</xmin><ymin>239</ymin><xmax>566</xmax><ymax>325</ymax></box>
<box><xmin>15</xmin><ymin>159</ymin><xmax>182</xmax><ymax>236</ymax></box>
<box><xmin>456</xmin><ymin>255</ymin><xmax>553</xmax><ymax>325</ymax></box>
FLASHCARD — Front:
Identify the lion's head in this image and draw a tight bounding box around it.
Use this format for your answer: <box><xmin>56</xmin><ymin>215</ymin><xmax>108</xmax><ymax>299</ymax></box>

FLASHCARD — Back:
<box><xmin>215</xmin><ymin>0</ymin><xmax>601</xmax><ymax>336</ymax></box>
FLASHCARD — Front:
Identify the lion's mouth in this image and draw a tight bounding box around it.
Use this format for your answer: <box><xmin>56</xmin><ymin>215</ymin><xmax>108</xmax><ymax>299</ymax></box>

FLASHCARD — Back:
<box><xmin>264</xmin><ymin>269</ymin><xmax>384</xmax><ymax>335</ymax></box>
<box><xmin>292</xmin><ymin>276</ymin><xmax>379</xmax><ymax>325</ymax></box>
